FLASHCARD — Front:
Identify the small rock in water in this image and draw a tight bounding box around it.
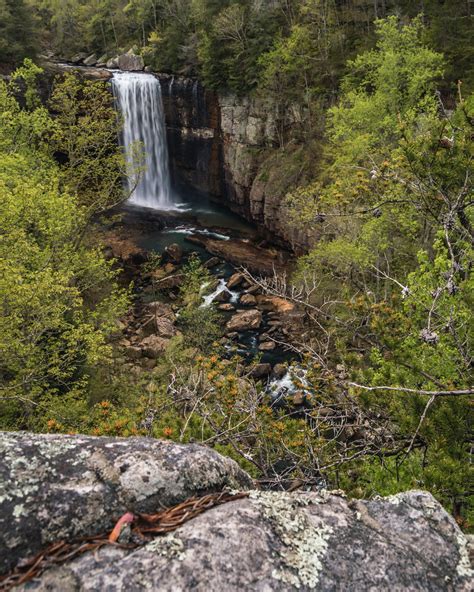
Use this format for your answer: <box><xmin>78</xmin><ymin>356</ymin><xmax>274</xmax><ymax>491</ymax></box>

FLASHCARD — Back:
<box><xmin>273</xmin><ymin>363</ymin><xmax>287</xmax><ymax>378</ymax></box>
<box><xmin>219</xmin><ymin>303</ymin><xmax>235</xmax><ymax>312</ymax></box>
<box><xmin>204</xmin><ymin>257</ymin><xmax>221</xmax><ymax>269</ymax></box>
<box><xmin>165</xmin><ymin>243</ymin><xmax>183</xmax><ymax>263</ymax></box>
<box><xmin>250</xmin><ymin>363</ymin><xmax>272</xmax><ymax>378</ymax></box>
<box><xmin>259</xmin><ymin>341</ymin><xmax>276</xmax><ymax>351</ymax></box>
<box><xmin>292</xmin><ymin>391</ymin><xmax>305</xmax><ymax>406</ymax></box>
<box><xmin>227</xmin><ymin>272</ymin><xmax>244</xmax><ymax>290</ymax></box>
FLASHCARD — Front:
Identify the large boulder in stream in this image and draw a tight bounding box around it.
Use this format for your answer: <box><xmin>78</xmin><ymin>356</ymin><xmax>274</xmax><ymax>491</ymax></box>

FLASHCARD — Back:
<box><xmin>0</xmin><ymin>432</ymin><xmax>472</xmax><ymax>590</ymax></box>
<box><xmin>226</xmin><ymin>309</ymin><xmax>262</xmax><ymax>331</ymax></box>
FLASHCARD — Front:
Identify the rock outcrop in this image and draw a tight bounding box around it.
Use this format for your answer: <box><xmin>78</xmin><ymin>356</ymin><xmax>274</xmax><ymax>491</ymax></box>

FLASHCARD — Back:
<box><xmin>0</xmin><ymin>432</ymin><xmax>252</xmax><ymax>575</ymax></box>
<box><xmin>0</xmin><ymin>432</ymin><xmax>472</xmax><ymax>591</ymax></box>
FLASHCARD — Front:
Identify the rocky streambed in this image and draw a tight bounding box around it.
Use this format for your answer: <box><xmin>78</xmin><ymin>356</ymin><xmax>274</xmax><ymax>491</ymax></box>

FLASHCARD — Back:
<box><xmin>102</xmin><ymin>202</ymin><xmax>308</xmax><ymax>402</ymax></box>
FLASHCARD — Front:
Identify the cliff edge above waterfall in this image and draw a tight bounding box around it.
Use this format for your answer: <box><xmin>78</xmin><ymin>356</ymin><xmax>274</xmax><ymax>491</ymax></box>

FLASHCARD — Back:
<box><xmin>1</xmin><ymin>432</ymin><xmax>472</xmax><ymax>591</ymax></box>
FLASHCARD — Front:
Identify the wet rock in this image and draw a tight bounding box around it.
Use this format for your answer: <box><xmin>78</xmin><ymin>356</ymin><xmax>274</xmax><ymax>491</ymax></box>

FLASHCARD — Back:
<box><xmin>292</xmin><ymin>391</ymin><xmax>305</xmax><ymax>406</ymax></box>
<box><xmin>118</xmin><ymin>52</ymin><xmax>144</xmax><ymax>72</ymax></box>
<box><xmin>250</xmin><ymin>363</ymin><xmax>272</xmax><ymax>378</ymax></box>
<box><xmin>165</xmin><ymin>243</ymin><xmax>183</xmax><ymax>263</ymax></box>
<box><xmin>240</xmin><ymin>293</ymin><xmax>257</xmax><ymax>306</ymax></box>
<box><xmin>204</xmin><ymin>257</ymin><xmax>221</xmax><ymax>269</ymax></box>
<box><xmin>0</xmin><ymin>432</ymin><xmax>253</xmax><ymax>575</ymax></box>
<box><xmin>259</xmin><ymin>341</ymin><xmax>276</xmax><ymax>352</ymax></box>
<box><xmin>219</xmin><ymin>303</ymin><xmax>235</xmax><ymax>312</ymax></box>
<box><xmin>245</xmin><ymin>284</ymin><xmax>261</xmax><ymax>295</ymax></box>
<box><xmin>226</xmin><ymin>310</ymin><xmax>262</xmax><ymax>332</ymax></box>
<box><xmin>186</xmin><ymin>235</ymin><xmax>285</xmax><ymax>275</ymax></box>
<box><xmin>273</xmin><ymin>364</ymin><xmax>287</xmax><ymax>379</ymax></box>
<box><xmin>83</xmin><ymin>53</ymin><xmax>97</xmax><ymax>66</ymax></box>
<box><xmin>213</xmin><ymin>289</ymin><xmax>231</xmax><ymax>303</ymax></box>
<box><xmin>227</xmin><ymin>272</ymin><xmax>244</xmax><ymax>290</ymax></box>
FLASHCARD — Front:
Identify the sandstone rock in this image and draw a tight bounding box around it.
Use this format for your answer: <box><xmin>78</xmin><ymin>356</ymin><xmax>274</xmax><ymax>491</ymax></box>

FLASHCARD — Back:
<box><xmin>219</xmin><ymin>304</ymin><xmax>234</xmax><ymax>313</ymax></box>
<box><xmin>227</xmin><ymin>309</ymin><xmax>262</xmax><ymax>332</ymax></box>
<box><xmin>140</xmin><ymin>334</ymin><xmax>168</xmax><ymax>358</ymax></box>
<box><xmin>256</xmin><ymin>295</ymin><xmax>295</xmax><ymax>313</ymax></box>
<box><xmin>0</xmin><ymin>432</ymin><xmax>253</xmax><ymax>575</ymax></box>
<box><xmin>83</xmin><ymin>53</ymin><xmax>97</xmax><ymax>66</ymax></box>
<box><xmin>240</xmin><ymin>293</ymin><xmax>257</xmax><ymax>306</ymax></box>
<box><xmin>106</xmin><ymin>56</ymin><xmax>119</xmax><ymax>69</ymax></box>
<box><xmin>70</xmin><ymin>52</ymin><xmax>88</xmax><ymax>64</ymax></box>
<box><xmin>97</xmin><ymin>54</ymin><xmax>108</xmax><ymax>67</ymax></box>
<box><xmin>227</xmin><ymin>272</ymin><xmax>244</xmax><ymax>290</ymax></box>
<box><xmin>10</xmin><ymin>485</ymin><xmax>473</xmax><ymax>592</ymax></box>
<box><xmin>145</xmin><ymin>301</ymin><xmax>176</xmax><ymax>322</ymax></box>
<box><xmin>125</xmin><ymin>345</ymin><xmax>142</xmax><ymax>360</ymax></box>
<box><xmin>118</xmin><ymin>53</ymin><xmax>144</xmax><ymax>72</ymax></box>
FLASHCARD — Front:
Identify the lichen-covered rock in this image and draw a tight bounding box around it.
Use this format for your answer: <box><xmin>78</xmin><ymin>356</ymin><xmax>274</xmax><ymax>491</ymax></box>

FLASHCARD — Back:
<box><xmin>15</xmin><ymin>489</ymin><xmax>473</xmax><ymax>591</ymax></box>
<box><xmin>0</xmin><ymin>432</ymin><xmax>253</xmax><ymax>574</ymax></box>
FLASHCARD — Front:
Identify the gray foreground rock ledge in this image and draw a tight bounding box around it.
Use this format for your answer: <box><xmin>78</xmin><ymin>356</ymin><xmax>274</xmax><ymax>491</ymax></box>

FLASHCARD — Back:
<box><xmin>1</xmin><ymin>433</ymin><xmax>472</xmax><ymax>591</ymax></box>
<box><xmin>0</xmin><ymin>432</ymin><xmax>252</xmax><ymax>574</ymax></box>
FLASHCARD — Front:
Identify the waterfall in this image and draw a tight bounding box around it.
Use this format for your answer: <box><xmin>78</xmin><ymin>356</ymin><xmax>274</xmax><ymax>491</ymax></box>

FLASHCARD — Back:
<box><xmin>112</xmin><ymin>72</ymin><xmax>172</xmax><ymax>209</ymax></box>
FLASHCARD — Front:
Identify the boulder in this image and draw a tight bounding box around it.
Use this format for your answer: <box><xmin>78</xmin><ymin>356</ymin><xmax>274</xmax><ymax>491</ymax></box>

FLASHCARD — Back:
<box><xmin>70</xmin><ymin>52</ymin><xmax>88</xmax><ymax>64</ymax></box>
<box><xmin>83</xmin><ymin>53</ymin><xmax>97</xmax><ymax>66</ymax></box>
<box><xmin>165</xmin><ymin>243</ymin><xmax>183</xmax><ymax>263</ymax></box>
<box><xmin>226</xmin><ymin>309</ymin><xmax>262</xmax><ymax>332</ymax></box>
<box><xmin>213</xmin><ymin>289</ymin><xmax>231</xmax><ymax>303</ymax></box>
<box><xmin>256</xmin><ymin>295</ymin><xmax>295</xmax><ymax>313</ymax></box>
<box><xmin>204</xmin><ymin>257</ymin><xmax>221</xmax><ymax>269</ymax></box>
<box><xmin>227</xmin><ymin>272</ymin><xmax>244</xmax><ymax>290</ymax></box>
<box><xmin>259</xmin><ymin>341</ymin><xmax>276</xmax><ymax>351</ymax></box>
<box><xmin>273</xmin><ymin>363</ymin><xmax>287</xmax><ymax>379</ymax></box>
<box><xmin>0</xmin><ymin>432</ymin><xmax>253</xmax><ymax>575</ymax></box>
<box><xmin>140</xmin><ymin>334</ymin><xmax>168</xmax><ymax>358</ymax></box>
<box><xmin>96</xmin><ymin>53</ymin><xmax>108</xmax><ymax>67</ymax></box>
<box><xmin>250</xmin><ymin>363</ymin><xmax>272</xmax><ymax>378</ymax></box>
<box><xmin>144</xmin><ymin>301</ymin><xmax>176</xmax><ymax>322</ymax></box>
<box><xmin>6</xmin><ymin>482</ymin><xmax>473</xmax><ymax>591</ymax></box>
<box><xmin>106</xmin><ymin>56</ymin><xmax>119</xmax><ymax>69</ymax></box>
<box><xmin>240</xmin><ymin>293</ymin><xmax>257</xmax><ymax>306</ymax></box>
<box><xmin>118</xmin><ymin>53</ymin><xmax>144</xmax><ymax>72</ymax></box>
<box><xmin>219</xmin><ymin>303</ymin><xmax>235</xmax><ymax>312</ymax></box>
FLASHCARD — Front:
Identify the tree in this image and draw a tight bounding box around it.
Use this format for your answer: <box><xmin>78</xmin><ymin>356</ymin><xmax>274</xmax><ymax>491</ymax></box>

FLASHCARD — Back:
<box><xmin>0</xmin><ymin>62</ymin><xmax>129</xmax><ymax>431</ymax></box>
<box><xmin>0</xmin><ymin>0</ymin><xmax>38</xmax><ymax>66</ymax></box>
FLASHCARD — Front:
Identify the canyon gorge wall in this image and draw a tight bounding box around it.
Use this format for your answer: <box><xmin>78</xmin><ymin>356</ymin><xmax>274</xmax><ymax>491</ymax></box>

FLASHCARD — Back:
<box><xmin>39</xmin><ymin>62</ymin><xmax>315</xmax><ymax>251</ymax></box>
<box><xmin>158</xmin><ymin>74</ymin><xmax>315</xmax><ymax>251</ymax></box>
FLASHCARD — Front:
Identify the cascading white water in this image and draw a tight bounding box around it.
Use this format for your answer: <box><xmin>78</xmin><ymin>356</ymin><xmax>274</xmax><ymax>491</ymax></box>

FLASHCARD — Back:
<box><xmin>112</xmin><ymin>72</ymin><xmax>172</xmax><ymax>209</ymax></box>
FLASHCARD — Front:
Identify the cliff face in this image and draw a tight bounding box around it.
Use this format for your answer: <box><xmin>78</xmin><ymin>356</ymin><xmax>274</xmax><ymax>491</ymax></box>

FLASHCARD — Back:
<box><xmin>158</xmin><ymin>75</ymin><xmax>314</xmax><ymax>251</ymax></box>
